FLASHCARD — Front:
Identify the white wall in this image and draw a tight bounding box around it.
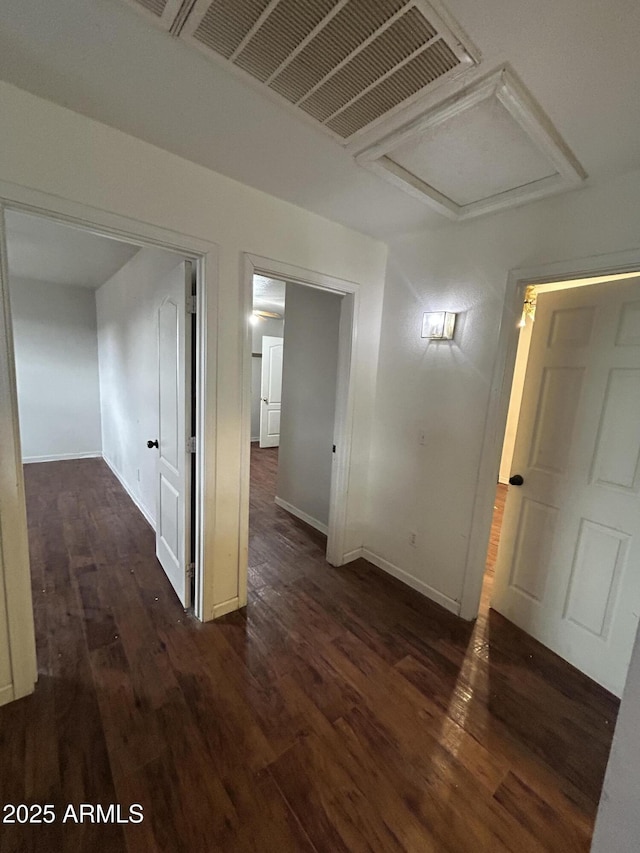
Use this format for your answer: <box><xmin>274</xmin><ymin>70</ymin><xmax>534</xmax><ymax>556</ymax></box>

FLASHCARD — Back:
<box><xmin>591</xmin><ymin>622</ymin><xmax>640</xmax><ymax>852</ymax></box>
<box><xmin>10</xmin><ymin>276</ymin><xmax>102</xmax><ymax>462</ymax></box>
<box><xmin>96</xmin><ymin>247</ymin><xmax>183</xmax><ymax>526</ymax></box>
<box><xmin>276</xmin><ymin>283</ymin><xmax>341</xmax><ymax>530</ymax></box>
<box><xmin>0</xmin><ymin>79</ymin><xmax>387</xmax><ymax>661</ymax></box>
<box><xmin>251</xmin><ymin>316</ymin><xmax>284</xmax><ymax>441</ymax></box>
<box><xmin>367</xmin><ymin>168</ymin><xmax>640</xmax><ymax>615</ymax></box>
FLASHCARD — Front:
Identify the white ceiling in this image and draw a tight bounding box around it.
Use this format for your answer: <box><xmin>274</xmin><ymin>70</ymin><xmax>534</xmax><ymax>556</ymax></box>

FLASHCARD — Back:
<box><xmin>253</xmin><ymin>275</ymin><xmax>286</xmax><ymax>314</ymax></box>
<box><xmin>5</xmin><ymin>210</ymin><xmax>139</xmax><ymax>288</ymax></box>
<box><xmin>0</xmin><ymin>0</ymin><xmax>639</xmax><ymax>239</ymax></box>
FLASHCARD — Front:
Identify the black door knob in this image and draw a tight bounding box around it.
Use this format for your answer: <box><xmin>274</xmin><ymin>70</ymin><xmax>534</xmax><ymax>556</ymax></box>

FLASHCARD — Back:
<box><xmin>509</xmin><ymin>474</ymin><xmax>524</xmax><ymax>486</ymax></box>
<box><xmin>147</xmin><ymin>439</ymin><xmax>159</xmax><ymax>449</ymax></box>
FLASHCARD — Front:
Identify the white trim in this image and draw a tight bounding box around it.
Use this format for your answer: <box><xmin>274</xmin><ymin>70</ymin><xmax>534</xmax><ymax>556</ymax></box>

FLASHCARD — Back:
<box><xmin>342</xmin><ymin>547</ymin><xmax>363</xmax><ymax>563</ymax></box>
<box><xmin>356</xmin><ymin>66</ymin><xmax>586</xmax><ymax>221</ymax></box>
<box><xmin>0</xmin><ymin>182</ymin><xmax>214</xmax><ymax>256</ymax></box>
<box><xmin>23</xmin><ymin>451</ymin><xmax>102</xmax><ymax>464</ymax></box>
<box><xmin>213</xmin><ymin>597</ymin><xmax>240</xmax><ymax>618</ymax></box>
<box><xmin>328</xmin><ymin>286</ymin><xmax>358</xmax><ymax>566</ymax></box>
<box><xmin>0</xmin><ymin>683</ymin><xmax>14</xmax><ymax>708</ymax></box>
<box><xmin>177</xmin><ymin>0</ymin><xmax>211</xmax><ymax>38</ymax></box>
<box><xmin>460</xmin><ymin>248</ymin><xmax>640</xmax><ymax>621</ymax></box>
<box><xmin>102</xmin><ymin>454</ymin><xmax>156</xmax><ymax>531</ymax></box>
<box><xmin>274</xmin><ymin>496</ymin><xmax>328</xmax><ymax>536</ymax></box>
<box><xmin>416</xmin><ymin>0</ymin><xmax>481</xmax><ymax>64</ymax></box>
<box><xmin>240</xmin><ymin>253</ymin><xmax>359</xmax><ymax>607</ymax></box>
<box><xmin>362</xmin><ymin>548</ymin><xmax>460</xmax><ymax>615</ymax></box>
<box><xmin>192</xmin><ymin>254</ymin><xmax>212</xmax><ymax>624</ymax></box>
<box><xmin>0</xmin><ymin>205</ymin><xmax>37</xmax><ymax>703</ymax></box>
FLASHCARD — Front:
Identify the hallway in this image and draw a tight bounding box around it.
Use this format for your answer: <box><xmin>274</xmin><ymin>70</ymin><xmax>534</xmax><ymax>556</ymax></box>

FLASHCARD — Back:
<box><xmin>0</xmin><ymin>454</ymin><xmax>618</xmax><ymax>852</ymax></box>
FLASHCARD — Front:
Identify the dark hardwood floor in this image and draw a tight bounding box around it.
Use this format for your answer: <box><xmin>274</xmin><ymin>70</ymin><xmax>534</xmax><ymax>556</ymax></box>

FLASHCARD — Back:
<box><xmin>0</xmin><ymin>451</ymin><xmax>618</xmax><ymax>852</ymax></box>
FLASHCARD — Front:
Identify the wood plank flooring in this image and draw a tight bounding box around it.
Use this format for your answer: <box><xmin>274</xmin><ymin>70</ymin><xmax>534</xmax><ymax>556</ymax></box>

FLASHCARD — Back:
<box><xmin>0</xmin><ymin>452</ymin><xmax>618</xmax><ymax>852</ymax></box>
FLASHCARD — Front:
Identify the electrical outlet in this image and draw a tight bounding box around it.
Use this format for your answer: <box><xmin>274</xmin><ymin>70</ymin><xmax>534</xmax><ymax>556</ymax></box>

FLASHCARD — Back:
<box><xmin>409</xmin><ymin>531</ymin><xmax>417</xmax><ymax>547</ymax></box>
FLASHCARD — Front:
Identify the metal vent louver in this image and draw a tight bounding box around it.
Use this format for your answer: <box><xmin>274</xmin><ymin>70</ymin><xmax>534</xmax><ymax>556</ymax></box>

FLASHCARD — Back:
<box><xmin>136</xmin><ymin>0</ymin><xmax>166</xmax><ymax>15</ymax></box>
<box><xmin>122</xmin><ymin>0</ymin><xmax>479</xmax><ymax>144</ymax></box>
<box><xmin>327</xmin><ymin>39</ymin><xmax>459</xmax><ymax>137</ymax></box>
<box><xmin>191</xmin><ymin>0</ymin><xmax>273</xmax><ymax>57</ymax></box>
<box><xmin>269</xmin><ymin>0</ymin><xmax>408</xmax><ymax>103</ymax></box>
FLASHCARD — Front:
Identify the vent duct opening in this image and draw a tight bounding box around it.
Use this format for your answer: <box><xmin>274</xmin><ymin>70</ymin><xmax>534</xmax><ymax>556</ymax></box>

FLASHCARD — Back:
<box><xmin>121</xmin><ymin>0</ymin><xmax>479</xmax><ymax>144</ymax></box>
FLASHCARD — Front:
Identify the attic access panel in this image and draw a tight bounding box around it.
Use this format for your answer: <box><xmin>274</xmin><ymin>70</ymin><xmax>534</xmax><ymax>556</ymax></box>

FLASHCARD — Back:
<box><xmin>169</xmin><ymin>0</ymin><xmax>479</xmax><ymax>145</ymax></box>
<box><xmin>356</xmin><ymin>68</ymin><xmax>587</xmax><ymax>220</ymax></box>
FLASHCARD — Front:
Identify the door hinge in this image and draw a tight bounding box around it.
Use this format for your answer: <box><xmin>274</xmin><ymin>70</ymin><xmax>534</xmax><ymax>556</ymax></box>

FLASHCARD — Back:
<box><xmin>186</xmin><ymin>294</ymin><xmax>197</xmax><ymax>315</ymax></box>
<box><xmin>332</xmin><ymin>444</ymin><xmax>336</xmax><ymax>453</ymax></box>
<box><xmin>187</xmin><ymin>562</ymin><xmax>195</xmax><ymax>579</ymax></box>
<box><xmin>187</xmin><ymin>436</ymin><xmax>197</xmax><ymax>453</ymax></box>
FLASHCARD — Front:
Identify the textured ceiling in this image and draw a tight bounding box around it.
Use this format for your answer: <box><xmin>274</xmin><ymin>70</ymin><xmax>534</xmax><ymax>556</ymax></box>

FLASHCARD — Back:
<box><xmin>253</xmin><ymin>275</ymin><xmax>286</xmax><ymax>313</ymax></box>
<box><xmin>0</xmin><ymin>0</ymin><xmax>639</xmax><ymax>238</ymax></box>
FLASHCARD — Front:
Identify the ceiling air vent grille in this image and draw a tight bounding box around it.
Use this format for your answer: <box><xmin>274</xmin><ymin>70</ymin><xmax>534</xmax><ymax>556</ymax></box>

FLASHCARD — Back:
<box><xmin>234</xmin><ymin>0</ymin><xmax>342</xmax><ymax>82</ymax></box>
<box><xmin>268</xmin><ymin>0</ymin><xmax>407</xmax><ymax>104</ymax></box>
<box><xmin>137</xmin><ymin>0</ymin><xmax>480</xmax><ymax>144</ymax></box>
<box><xmin>327</xmin><ymin>38</ymin><xmax>460</xmax><ymax>137</ymax></box>
<box><xmin>299</xmin><ymin>8</ymin><xmax>438</xmax><ymax>124</ymax></box>
<box><xmin>192</xmin><ymin>0</ymin><xmax>274</xmax><ymax>58</ymax></box>
<box><xmin>137</xmin><ymin>0</ymin><xmax>167</xmax><ymax>15</ymax></box>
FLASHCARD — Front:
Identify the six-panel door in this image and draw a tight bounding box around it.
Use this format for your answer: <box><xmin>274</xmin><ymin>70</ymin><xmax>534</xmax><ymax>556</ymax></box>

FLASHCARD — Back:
<box><xmin>492</xmin><ymin>277</ymin><xmax>640</xmax><ymax>696</ymax></box>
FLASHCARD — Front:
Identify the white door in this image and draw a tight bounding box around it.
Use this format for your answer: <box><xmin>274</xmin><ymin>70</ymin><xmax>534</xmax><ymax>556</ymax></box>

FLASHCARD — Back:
<box><xmin>492</xmin><ymin>277</ymin><xmax>640</xmax><ymax>696</ymax></box>
<box><xmin>153</xmin><ymin>261</ymin><xmax>192</xmax><ymax>608</ymax></box>
<box><xmin>259</xmin><ymin>335</ymin><xmax>283</xmax><ymax>448</ymax></box>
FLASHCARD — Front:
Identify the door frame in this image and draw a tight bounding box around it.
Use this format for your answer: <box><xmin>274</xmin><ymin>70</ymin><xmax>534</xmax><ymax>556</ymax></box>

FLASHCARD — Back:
<box><xmin>460</xmin><ymin>247</ymin><xmax>640</xmax><ymax>621</ymax></box>
<box><xmin>240</xmin><ymin>253</ymin><xmax>359</xmax><ymax>606</ymax></box>
<box><xmin>0</xmin><ymin>183</ymin><xmax>217</xmax><ymax>702</ymax></box>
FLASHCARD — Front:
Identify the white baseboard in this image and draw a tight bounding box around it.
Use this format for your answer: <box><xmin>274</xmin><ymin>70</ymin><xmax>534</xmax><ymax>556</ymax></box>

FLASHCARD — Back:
<box><xmin>0</xmin><ymin>683</ymin><xmax>15</xmax><ymax>708</ymax></box>
<box><xmin>23</xmin><ymin>450</ymin><xmax>102</xmax><ymax>464</ymax></box>
<box><xmin>102</xmin><ymin>455</ymin><xmax>155</xmax><ymax>531</ymax></box>
<box><xmin>342</xmin><ymin>547</ymin><xmax>363</xmax><ymax>563</ymax></box>
<box><xmin>274</xmin><ymin>496</ymin><xmax>328</xmax><ymax>536</ymax></box>
<box><xmin>251</xmin><ymin>436</ymin><xmax>259</xmax><ymax>443</ymax></box>
<box><xmin>212</xmin><ymin>597</ymin><xmax>240</xmax><ymax>619</ymax></box>
<box><xmin>361</xmin><ymin>548</ymin><xmax>461</xmax><ymax>616</ymax></box>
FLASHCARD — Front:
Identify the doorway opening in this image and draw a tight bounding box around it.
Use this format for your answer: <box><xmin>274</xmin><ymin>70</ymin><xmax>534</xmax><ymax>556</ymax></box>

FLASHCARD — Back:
<box><xmin>249</xmin><ymin>271</ymin><xmax>343</xmax><ymax>561</ymax></box>
<box><xmin>483</xmin><ymin>269</ymin><xmax>640</xmax><ymax>697</ymax></box>
<box><xmin>1</xmin><ymin>206</ymin><xmax>204</xmax><ymax>630</ymax></box>
<box><xmin>240</xmin><ymin>255</ymin><xmax>358</xmax><ymax>606</ymax></box>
